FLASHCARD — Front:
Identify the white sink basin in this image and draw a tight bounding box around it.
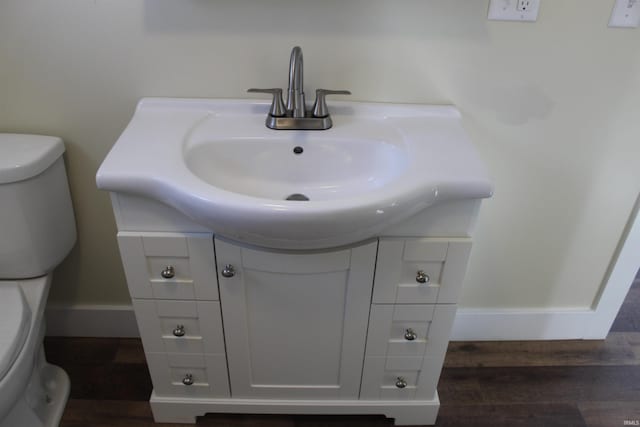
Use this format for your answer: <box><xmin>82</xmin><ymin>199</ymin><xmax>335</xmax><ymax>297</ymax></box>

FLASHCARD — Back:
<box><xmin>97</xmin><ymin>98</ymin><xmax>492</xmax><ymax>249</ymax></box>
<box><xmin>184</xmin><ymin>124</ymin><xmax>408</xmax><ymax>201</ymax></box>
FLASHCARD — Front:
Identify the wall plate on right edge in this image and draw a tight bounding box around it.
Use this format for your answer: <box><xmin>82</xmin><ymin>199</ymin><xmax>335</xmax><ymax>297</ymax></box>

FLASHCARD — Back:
<box><xmin>488</xmin><ymin>0</ymin><xmax>540</xmax><ymax>22</ymax></box>
<box><xmin>609</xmin><ymin>0</ymin><xmax>640</xmax><ymax>28</ymax></box>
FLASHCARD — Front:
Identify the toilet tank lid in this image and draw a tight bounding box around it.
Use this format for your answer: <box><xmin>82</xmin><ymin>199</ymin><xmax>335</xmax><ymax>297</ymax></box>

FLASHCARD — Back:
<box><xmin>0</xmin><ymin>134</ymin><xmax>65</xmax><ymax>184</ymax></box>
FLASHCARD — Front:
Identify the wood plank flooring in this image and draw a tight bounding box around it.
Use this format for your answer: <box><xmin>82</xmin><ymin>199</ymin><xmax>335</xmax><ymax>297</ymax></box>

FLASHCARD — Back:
<box><xmin>45</xmin><ymin>276</ymin><xmax>640</xmax><ymax>426</ymax></box>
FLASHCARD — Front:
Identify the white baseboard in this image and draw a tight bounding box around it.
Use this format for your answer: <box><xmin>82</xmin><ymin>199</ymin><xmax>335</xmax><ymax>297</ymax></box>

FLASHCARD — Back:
<box><xmin>45</xmin><ymin>304</ymin><xmax>599</xmax><ymax>341</ymax></box>
<box><xmin>451</xmin><ymin>307</ymin><xmax>597</xmax><ymax>341</ymax></box>
<box><xmin>45</xmin><ymin>304</ymin><xmax>139</xmax><ymax>337</ymax></box>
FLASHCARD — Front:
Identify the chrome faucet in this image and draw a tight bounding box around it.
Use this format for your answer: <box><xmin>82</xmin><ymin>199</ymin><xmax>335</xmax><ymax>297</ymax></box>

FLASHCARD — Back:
<box><xmin>248</xmin><ymin>46</ymin><xmax>351</xmax><ymax>130</ymax></box>
<box><xmin>287</xmin><ymin>46</ymin><xmax>305</xmax><ymax>119</ymax></box>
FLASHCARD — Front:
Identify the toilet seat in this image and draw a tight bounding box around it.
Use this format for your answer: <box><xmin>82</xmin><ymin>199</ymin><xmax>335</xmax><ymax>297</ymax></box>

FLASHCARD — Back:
<box><xmin>0</xmin><ymin>283</ymin><xmax>31</xmax><ymax>380</ymax></box>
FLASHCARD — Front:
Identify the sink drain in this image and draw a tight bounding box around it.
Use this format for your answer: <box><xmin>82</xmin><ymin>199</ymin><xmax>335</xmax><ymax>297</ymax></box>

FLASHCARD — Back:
<box><xmin>285</xmin><ymin>193</ymin><xmax>309</xmax><ymax>201</ymax></box>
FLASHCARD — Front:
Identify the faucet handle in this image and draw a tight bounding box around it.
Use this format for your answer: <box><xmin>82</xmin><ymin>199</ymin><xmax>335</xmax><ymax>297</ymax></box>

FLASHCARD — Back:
<box><xmin>248</xmin><ymin>88</ymin><xmax>286</xmax><ymax>117</ymax></box>
<box><xmin>312</xmin><ymin>89</ymin><xmax>351</xmax><ymax>118</ymax></box>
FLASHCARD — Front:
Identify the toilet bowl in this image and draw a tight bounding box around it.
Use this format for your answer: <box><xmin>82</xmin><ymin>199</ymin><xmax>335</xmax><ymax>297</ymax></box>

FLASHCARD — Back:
<box><xmin>0</xmin><ymin>134</ymin><xmax>77</xmax><ymax>427</ymax></box>
<box><xmin>0</xmin><ymin>277</ymin><xmax>70</xmax><ymax>427</ymax></box>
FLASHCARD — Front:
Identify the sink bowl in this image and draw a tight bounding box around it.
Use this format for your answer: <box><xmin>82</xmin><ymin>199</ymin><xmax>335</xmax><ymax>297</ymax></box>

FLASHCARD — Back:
<box><xmin>97</xmin><ymin>98</ymin><xmax>492</xmax><ymax>249</ymax></box>
<box><xmin>184</xmin><ymin>125</ymin><xmax>408</xmax><ymax>202</ymax></box>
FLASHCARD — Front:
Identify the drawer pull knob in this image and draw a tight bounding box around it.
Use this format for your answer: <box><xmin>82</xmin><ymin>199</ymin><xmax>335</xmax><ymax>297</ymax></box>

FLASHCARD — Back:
<box><xmin>404</xmin><ymin>328</ymin><xmax>417</xmax><ymax>341</ymax></box>
<box><xmin>182</xmin><ymin>374</ymin><xmax>194</xmax><ymax>386</ymax></box>
<box><xmin>221</xmin><ymin>264</ymin><xmax>236</xmax><ymax>278</ymax></box>
<box><xmin>416</xmin><ymin>270</ymin><xmax>430</xmax><ymax>284</ymax></box>
<box><xmin>172</xmin><ymin>325</ymin><xmax>186</xmax><ymax>337</ymax></box>
<box><xmin>395</xmin><ymin>377</ymin><xmax>407</xmax><ymax>389</ymax></box>
<box><xmin>161</xmin><ymin>265</ymin><xmax>175</xmax><ymax>279</ymax></box>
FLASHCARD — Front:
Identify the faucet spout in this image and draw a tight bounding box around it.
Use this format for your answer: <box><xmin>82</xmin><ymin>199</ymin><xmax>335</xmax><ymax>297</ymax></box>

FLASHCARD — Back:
<box><xmin>287</xmin><ymin>46</ymin><xmax>305</xmax><ymax>118</ymax></box>
<box><xmin>248</xmin><ymin>46</ymin><xmax>350</xmax><ymax>130</ymax></box>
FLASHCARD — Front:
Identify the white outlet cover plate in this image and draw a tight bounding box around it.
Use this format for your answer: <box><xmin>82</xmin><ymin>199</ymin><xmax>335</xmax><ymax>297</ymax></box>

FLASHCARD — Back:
<box><xmin>488</xmin><ymin>0</ymin><xmax>540</xmax><ymax>22</ymax></box>
<box><xmin>609</xmin><ymin>0</ymin><xmax>640</xmax><ymax>28</ymax></box>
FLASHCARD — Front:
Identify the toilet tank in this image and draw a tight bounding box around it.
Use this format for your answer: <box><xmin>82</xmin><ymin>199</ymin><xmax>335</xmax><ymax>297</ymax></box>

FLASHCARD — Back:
<box><xmin>0</xmin><ymin>134</ymin><xmax>77</xmax><ymax>279</ymax></box>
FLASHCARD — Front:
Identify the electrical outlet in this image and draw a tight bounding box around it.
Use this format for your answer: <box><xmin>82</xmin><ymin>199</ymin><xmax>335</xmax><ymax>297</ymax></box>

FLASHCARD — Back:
<box><xmin>516</xmin><ymin>0</ymin><xmax>532</xmax><ymax>12</ymax></box>
<box><xmin>609</xmin><ymin>0</ymin><xmax>640</xmax><ymax>28</ymax></box>
<box><xmin>488</xmin><ymin>0</ymin><xmax>540</xmax><ymax>22</ymax></box>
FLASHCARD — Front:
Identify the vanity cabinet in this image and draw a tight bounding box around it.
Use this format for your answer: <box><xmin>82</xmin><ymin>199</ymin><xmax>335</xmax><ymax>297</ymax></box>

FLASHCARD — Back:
<box><xmin>97</xmin><ymin>97</ymin><xmax>491</xmax><ymax>425</ymax></box>
<box><xmin>111</xmin><ymin>195</ymin><xmax>482</xmax><ymax>425</ymax></box>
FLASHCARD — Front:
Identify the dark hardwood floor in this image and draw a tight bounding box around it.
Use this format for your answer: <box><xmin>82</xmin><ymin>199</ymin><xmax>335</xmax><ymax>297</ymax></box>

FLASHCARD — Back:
<box><xmin>45</xmin><ymin>274</ymin><xmax>640</xmax><ymax>427</ymax></box>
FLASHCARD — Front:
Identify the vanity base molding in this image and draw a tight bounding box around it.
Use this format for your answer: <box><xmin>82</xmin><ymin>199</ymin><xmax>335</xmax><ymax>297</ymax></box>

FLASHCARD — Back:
<box><xmin>150</xmin><ymin>392</ymin><xmax>440</xmax><ymax>426</ymax></box>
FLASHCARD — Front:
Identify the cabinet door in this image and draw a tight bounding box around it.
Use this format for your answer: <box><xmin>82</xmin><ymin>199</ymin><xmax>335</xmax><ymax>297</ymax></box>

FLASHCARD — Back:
<box><xmin>216</xmin><ymin>238</ymin><xmax>377</xmax><ymax>399</ymax></box>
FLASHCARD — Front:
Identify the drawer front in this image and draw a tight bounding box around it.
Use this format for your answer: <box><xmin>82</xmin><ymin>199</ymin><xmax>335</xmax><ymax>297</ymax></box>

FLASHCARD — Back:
<box><xmin>118</xmin><ymin>232</ymin><xmax>219</xmax><ymax>300</ymax></box>
<box><xmin>365</xmin><ymin>305</ymin><xmax>456</xmax><ymax>360</ymax></box>
<box><xmin>360</xmin><ymin>305</ymin><xmax>457</xmax><ymax>400</ymax></box>
<box><xmin>360</xmin><ymin>355</ymin><xmax>445</xmax><ymax>401</ymax></box>
<box><xmin>134</xmin><ymin>299</ymin><xmax>225</xmax><ymax>355</ymax></box>
<box><xmin>360</xmin><ymin>357</ymin><xmax>418</xmax><ymax>400</ymax></box>
<box><xmin>373</xmin><ymin>238</ymin><xmax>471</xmax><ymax>304</ymax></box>
<box><xmin>146</xmin><ymin>352</ymin><xmax>230</xmax><ymax>398</ymax></box>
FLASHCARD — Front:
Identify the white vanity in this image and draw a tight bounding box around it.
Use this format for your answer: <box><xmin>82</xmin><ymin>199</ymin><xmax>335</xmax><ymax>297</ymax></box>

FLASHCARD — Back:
<box><xmin>97</xmin><ymin>98</ymin><xmax>492</xmax><ymax>425</ymax></box>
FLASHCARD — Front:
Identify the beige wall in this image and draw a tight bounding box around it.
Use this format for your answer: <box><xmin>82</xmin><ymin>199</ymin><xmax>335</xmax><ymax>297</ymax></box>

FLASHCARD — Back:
<box><xmin>1</xmin><ymin>0</ymin><xmax>638</xmax><ymax>309</ymax></box>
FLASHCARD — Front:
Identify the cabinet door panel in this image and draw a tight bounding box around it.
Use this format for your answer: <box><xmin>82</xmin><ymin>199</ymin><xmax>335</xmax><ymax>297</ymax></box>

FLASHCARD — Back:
<box><xmin>216</xmin><ymin>238</ymin><xmax>377</xmax><ymax>399</ymax></box>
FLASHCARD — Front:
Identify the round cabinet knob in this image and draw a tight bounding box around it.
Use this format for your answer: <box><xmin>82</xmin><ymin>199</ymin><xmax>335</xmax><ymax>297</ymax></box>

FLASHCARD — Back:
<box><xmin>182</xmin><ymin>374</ymin><xmax>194</xmax><ymax>386</ymax></box>
<box><xmin>395</xmin><ymin>377</ymin><xmax>407</xmax><ymax>389</ymax></box>
<box><xmin>161</xmin><ymin>265</ymin><xmax>175</xmax><ymax>279</ymax></box>
<box><xmin>416</xmin><ymin>270</ymin><xmax>430</xmax><ymax>284</ymax></box>
<box><xmin>404</xmin><ymin>328</ymin><xmax>418</xmax><ymax>341</ymax></box>
<box><xmin>221</xmin><ymin>264</ymin><xmax>236</xmax><ymax>278</ymax></box>
<box><xmin>172</xmin><ymin>325</ymin><xmax>186</xmax><ymax>337</ymax></box>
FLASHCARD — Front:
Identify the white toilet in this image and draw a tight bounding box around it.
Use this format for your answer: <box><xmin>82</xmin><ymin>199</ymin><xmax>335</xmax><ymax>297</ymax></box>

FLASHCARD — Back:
<box><xmin>0</xmin><ymin>134</ymin><xmax>77</xmax><ymax>427</ymax></box>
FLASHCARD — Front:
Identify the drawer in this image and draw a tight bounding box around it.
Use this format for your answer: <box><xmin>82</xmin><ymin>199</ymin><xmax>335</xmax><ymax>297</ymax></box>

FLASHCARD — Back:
<box><xmin>364</xmin><ymin>305</ymin><xmax>456</xmax><ymax>361</ymax></box>
<box><xmin>360</xmin><ymin>357</ymin><xmax>418</xmax><ymax>400</ymax></box>
<box><xmin>133</xmin><ymin>299</ymin><xmax>225</xmax><ymax>355</ymax></box>
<box><xmin>118</xmin><ymin>232</ymin><xmax>219</xmax><ymax>300</ymax></box>
<box><xmin>373</xmin><ymin>238</ymin><xmax>471</xmax><ymax>304</ymax></box>
<box><xmin>146</xmin><ymin>352</ymin><xmax>230</xmax><ymax>398</ymax></box>
<box><xmin>360</xmin><ymin>305</ymin><xmax>456</xmax><ymax>400</ymax></box>
<box><xmin>360</xmin><ymin>354</ymin><xmax>446</xmax><ymax>400</ymax></box>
